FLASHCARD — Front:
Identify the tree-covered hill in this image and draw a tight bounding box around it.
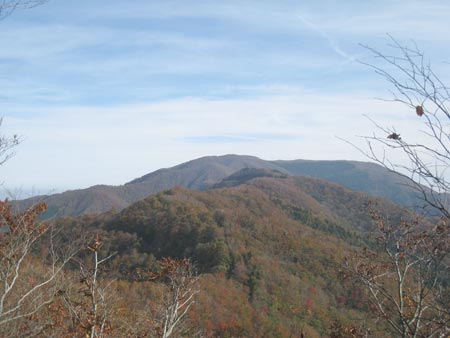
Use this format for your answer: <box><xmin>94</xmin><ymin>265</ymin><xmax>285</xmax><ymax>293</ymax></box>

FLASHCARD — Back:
<box><xmin>73</xmin><ymin>174</ymin><xmax>413</xmax><ymax>336</ymax></box>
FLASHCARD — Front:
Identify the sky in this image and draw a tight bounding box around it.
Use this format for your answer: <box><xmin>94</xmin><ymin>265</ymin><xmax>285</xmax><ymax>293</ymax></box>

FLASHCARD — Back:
<box><xmin>1</xmin><ymin>0</ymin><xmax>450</xmax><ymax>196</ymax></box>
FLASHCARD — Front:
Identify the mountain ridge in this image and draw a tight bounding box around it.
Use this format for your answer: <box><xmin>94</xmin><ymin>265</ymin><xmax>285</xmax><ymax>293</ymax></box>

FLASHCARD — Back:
<box><xmin>18</xmin><ymin>154</ymin><xmax>424</xmax><ymax>219</ymax></box>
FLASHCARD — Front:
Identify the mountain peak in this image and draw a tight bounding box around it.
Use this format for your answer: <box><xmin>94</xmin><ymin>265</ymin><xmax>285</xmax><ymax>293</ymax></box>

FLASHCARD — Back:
<box><xmin>18</xmin><ymin>154</ymin><xmax>423</xmax><ymax>219</ymax></box>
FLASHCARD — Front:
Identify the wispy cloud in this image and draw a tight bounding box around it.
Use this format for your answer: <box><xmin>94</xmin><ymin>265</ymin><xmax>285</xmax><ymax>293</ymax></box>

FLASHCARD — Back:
<box><xmin>0</xmin><ymin>89</ymin><xmax>421</xmax><ymax>189</ymax></box>
<box><xmin>1</xmin><ymin>0</ymin><xmax>449</xmax><ymax>191</ymax></box>
<box><xmin>296</xmin><ymin>13</ymin><xmax>358</xmax><ymax>64</ymax></box>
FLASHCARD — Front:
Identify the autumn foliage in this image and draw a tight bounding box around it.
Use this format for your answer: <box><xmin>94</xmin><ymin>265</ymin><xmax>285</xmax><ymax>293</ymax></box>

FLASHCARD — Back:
<box><xmin>0</xmin><ymin>172</ymin><xmax>448</xmax><ymax>337</ymax></box>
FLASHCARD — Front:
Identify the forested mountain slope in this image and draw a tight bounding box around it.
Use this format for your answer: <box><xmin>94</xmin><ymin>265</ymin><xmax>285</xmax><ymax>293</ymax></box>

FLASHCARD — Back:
<box><xmin>73</xmin><ymin>174</ymin><xmax>413</xmax><ymax>336</ymax></box>
<box><xmin>273</xmin><ymin>159</ymin><xmax>422</xmax><ymax>210</ymax></box>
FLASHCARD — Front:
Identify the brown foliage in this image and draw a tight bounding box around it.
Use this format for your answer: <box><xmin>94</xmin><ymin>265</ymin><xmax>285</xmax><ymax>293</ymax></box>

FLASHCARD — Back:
<box><xmin>0</xmin><ymin>199</ymin><xmax>77</xmax><ymax>337</ymax></box>
<box><xmin>342</xmin><ymin>205</ymin><xmax>450</xmax><ymax>337</ymax></box>
<box><xmin>415</xmin><ymin>105</ymin><xmax>424</xmax><ymax>117</ymax></box>
<box><xmin>329</xmin><ymin>320</ymin><xmax>370</xmax><ymax>338</ymax></box>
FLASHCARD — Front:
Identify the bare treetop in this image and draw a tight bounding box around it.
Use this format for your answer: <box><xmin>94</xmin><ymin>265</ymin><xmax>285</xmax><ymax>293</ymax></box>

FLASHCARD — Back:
<box><xmin>341</xmin><ymin>36</ymin><xmax>450</xmax><ymax>336</ymax></box>
<box><xmin>359</xmin><ymin>36</ymin><xmax>450</xmax><ymax>218</ymax></box>
<box><xmin>0</xmin><ymin>0</ymin><xmax>47</xmax><ymax>20</ymax></box>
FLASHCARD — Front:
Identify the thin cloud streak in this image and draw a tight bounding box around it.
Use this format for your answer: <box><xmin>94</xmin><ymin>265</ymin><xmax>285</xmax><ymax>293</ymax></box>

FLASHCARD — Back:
<box><xmin>1</xmin><ymin>90</ymin><xmax>420</xmax><ymax>190</ymax></box>
<box><xmin>1</xmin><ymin>0</ymin><xmax>450</xmax><ymax>191</ymax></box>
<box><xmin>296</xmin><ymin>14</ymin><xmax>358</xmax><ymax>64</ymax></box>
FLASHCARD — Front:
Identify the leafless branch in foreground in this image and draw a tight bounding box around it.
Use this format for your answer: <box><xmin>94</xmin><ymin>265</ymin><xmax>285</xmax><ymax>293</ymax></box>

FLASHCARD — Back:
<box><xmin>0</xmin><ymin>0</ymin><xmax>48</xmax><ymax>20</ymax></box>
<box><xmin>0</xmin><ymin>200</ymin><xmax>79</xmax><ymax>336</ymax></box>
<box><xmin>342</xmin><ymin>206</ymin><xmax>450</xmax><ymax>337</ymax></box>
<box><xmin>340</xmin><ymin>37</ymin><xmax>450</xmax><ymax>337</ymax></box>
<box><xmin>357</xmin><ymin>36</ymin><xmax>450</xmax><ymax>219</ymax></box>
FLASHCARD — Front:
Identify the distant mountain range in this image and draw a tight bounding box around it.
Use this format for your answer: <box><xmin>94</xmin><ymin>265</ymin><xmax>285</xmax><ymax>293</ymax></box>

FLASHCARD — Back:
<box><xmin>18</xmin><ymin>154</ymin><xmax>424</xmax><ymax>219</ymax></box>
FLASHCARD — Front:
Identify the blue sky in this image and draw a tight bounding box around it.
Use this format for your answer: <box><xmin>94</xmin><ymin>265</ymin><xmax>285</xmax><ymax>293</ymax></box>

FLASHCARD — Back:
<box><xmin>1</xmin><ymin>0</ymin><xmax>450</xmax><ymax>195</ymax></box>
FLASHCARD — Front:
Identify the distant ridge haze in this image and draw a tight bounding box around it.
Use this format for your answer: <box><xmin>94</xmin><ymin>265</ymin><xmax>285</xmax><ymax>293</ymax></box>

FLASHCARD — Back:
<box><xmin>17</xmin><ymin>154</ymin><xmax>423</xmax><ymax>219</ymax></box>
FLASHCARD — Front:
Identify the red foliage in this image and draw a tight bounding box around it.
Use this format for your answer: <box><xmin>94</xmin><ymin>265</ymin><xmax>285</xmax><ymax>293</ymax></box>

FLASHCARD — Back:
<box><xmin>305</xmin><ymin>297</ymin><xmax>315</xmax><ymax>310</ymax></box>
<box><xmin>307</xmin><ymin>286</ymin><xmax>317</xmax><ymax>296</ymax></box>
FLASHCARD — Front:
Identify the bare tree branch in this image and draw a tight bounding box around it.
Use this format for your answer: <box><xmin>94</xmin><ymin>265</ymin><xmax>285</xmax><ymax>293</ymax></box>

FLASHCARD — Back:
<box><xmin>0</xmin><ymin>0</ymin><xmax>48</xmax><ymax>20</ymax></box>
<box><xmin>0</xmin><ymin>200</ymin><xmax>79</xmax><ymax>336</ymax></box>
<box><xmin>342</xmin><ymin>207</ymin><xmax>450</xmax><ymax>337</ymax></box>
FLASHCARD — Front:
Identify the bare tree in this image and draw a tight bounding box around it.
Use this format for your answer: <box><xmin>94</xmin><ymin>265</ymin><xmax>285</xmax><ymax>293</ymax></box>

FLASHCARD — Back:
<box><xmin>57</xmin><ymin>234</ymin><xmax>116</xmax><ymax>338</ymax></box>
<box><xmin>159</xmin><ymin>258</ymin><xmax>198</xmax><ymax>338</ymax></box>
<box><xmin>342</xmin><ymin>206</ymin><xmax>450</xmax><ymax>337</ymax></box>
<box><xmin>0</xmin><ymin>0</ymin><xmax>48</xmax><ymax>20</ymax></box>
<box><xmin>0</xmin><ymin>200</ymin><xmax>78</xmax><ymax>336</ymax></box>
<box><xmin>78</xmin><ymin>235</ymin><xmax>115</xmax><ymax>338</ymax></box>
<box><xmin>0</xmin><ymin>119</ymin><xmax>20</xmax><ymax>167</ymax></box>
<box><xmin>341</xmin><ymin>36</ymin><xmax>450</xmax><ymax>337</ymax></box>
<box><xmin>359</xmin><ymin>36</ymin><xmax>450</xmax><ymax>218</ymax></box>
<box><xmin>134</xmin><ymin>257</ymin><xmax>199</xmax><ymax>338</ymax></box>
